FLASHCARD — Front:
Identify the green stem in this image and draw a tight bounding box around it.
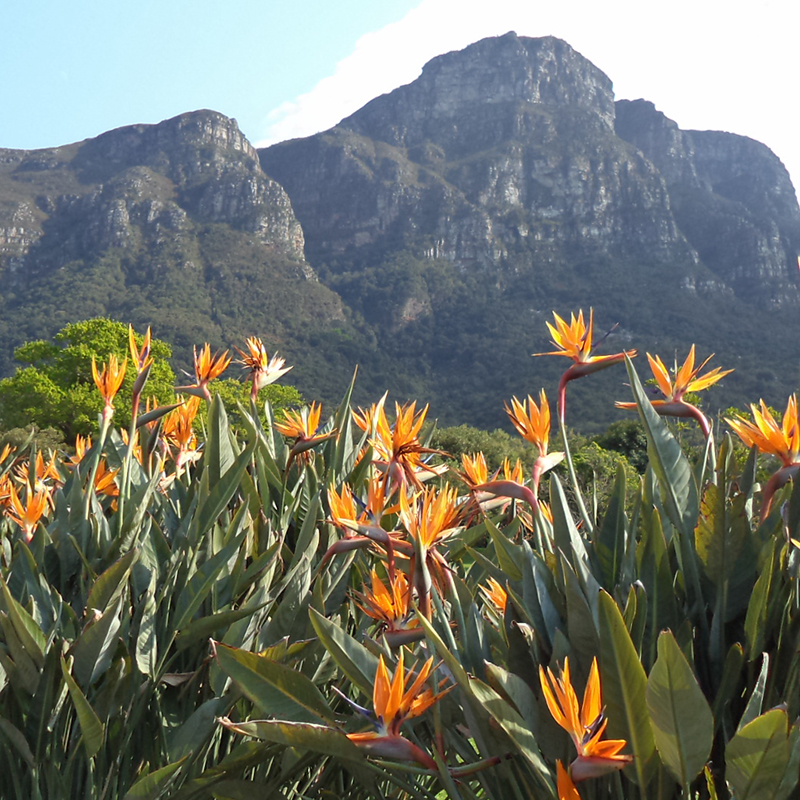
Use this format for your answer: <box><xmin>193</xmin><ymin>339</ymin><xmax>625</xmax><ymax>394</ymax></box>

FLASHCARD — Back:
<box><xmin>559</xmin><ymin>415</ymin><xmax>594</xmax><ymax>535</ymax></box>
<box><xmin>83</xmin><ymin>415</ymin><xmax>111</xmax><ymax>521</ymax></box>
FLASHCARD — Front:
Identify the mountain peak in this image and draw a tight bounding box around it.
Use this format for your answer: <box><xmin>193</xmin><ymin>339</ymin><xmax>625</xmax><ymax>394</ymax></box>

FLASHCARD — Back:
<box><xmin>339</xmin><ymin>33</ymin><xmax>615</xmax><ymax>149</ymax></box>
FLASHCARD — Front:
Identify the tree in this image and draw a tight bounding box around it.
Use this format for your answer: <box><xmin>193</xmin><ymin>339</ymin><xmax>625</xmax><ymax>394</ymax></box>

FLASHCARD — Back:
<box><xmin>0</xmin><ymin>319</ymin><xmax>176</xmax><ymax>439</ymax></box>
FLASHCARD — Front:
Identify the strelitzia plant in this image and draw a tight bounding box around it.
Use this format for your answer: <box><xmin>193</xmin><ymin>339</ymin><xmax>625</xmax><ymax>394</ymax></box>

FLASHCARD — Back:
<box><xmin>275</xmin><ymin>400</ymin><xmax>337</xmax><ymax>465</ymax></box>
<box><xmin>727</xmin><ymin>393</ymin><xmax>800</xmax><ymax>520</ymax></box>
<box><xmin>363</xmin><ymin>400</ymin><xmax>447</xmax><ymax>493</ymax></box>
<box><xmin>234</xmin><ymin>336</ymin><xmax>292</xmax><ymax>403</ymax></box>
<box><xmin>398</xmin><ymin>484</ymin><xmax>461</xmax><ymax>617</ymax></box>
<box><xmin>616</xmin><ymin>345</ymin><xmax>732</xmax><ymax>437</ymax></box>
<box><xmin>539</xmin><ymin>657</ymin><xmax>632</xmax><ymax>784</ymax></box>
<box><xmin>344</xmin><ymin>649</ymin><xmax>449</xmax><ymax>769</ymax></box>
<box><xmin>353</xmin><ymin>568</ymin><xmax>422</xmax><ymax>646</ymax></box>
<box><xmin>5</xmin><ymin>481</ymin><xmax>49</xmax><ymax>540</ymax></box>
<box><xmin>177</xmin><ymin>342</ymin><xmax>231</xmax><ymax>401</ymax></box>
<box><xmin>535</xmin><ymin>309</ymin><xmax>636</xmax><ymax>422</ymax></box>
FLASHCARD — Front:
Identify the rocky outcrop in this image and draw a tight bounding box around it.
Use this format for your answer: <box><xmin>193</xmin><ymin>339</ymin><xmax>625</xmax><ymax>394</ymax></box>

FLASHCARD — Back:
<box><xmin>615</xmin><ymin>99</ymin><xmax>800</xmax><ymax>306</ymax></box>
<box><xmin>0</xmin><ymin>111</ymin><xmax>359</xmax><ymax>396</ymax></box>
<box><xmin>0</xmin><ymin>110</ymin><xmax>306</xmax><ymax>280</ymax></box>
<box><xmin>261</xmin><ymin>34</ymin><xmax>800</xmax><ymax>309</ymax></box>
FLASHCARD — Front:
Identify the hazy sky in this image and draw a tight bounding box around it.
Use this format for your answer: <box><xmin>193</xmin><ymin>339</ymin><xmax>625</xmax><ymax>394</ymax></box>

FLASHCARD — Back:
<box><xmin>3</xmin><ymin>0</ymin><xmax>799</xmax><ymax>185</ymax></box>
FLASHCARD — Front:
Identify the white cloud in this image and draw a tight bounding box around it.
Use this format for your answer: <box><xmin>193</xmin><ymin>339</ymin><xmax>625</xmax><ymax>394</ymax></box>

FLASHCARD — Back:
<box><xmin>257</xmin><ymin>0</ymin><xmax>800</xmax><ymax>187</ymax></box>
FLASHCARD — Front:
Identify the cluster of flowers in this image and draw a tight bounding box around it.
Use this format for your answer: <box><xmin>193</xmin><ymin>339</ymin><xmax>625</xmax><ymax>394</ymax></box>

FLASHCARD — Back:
<box><xmin>2</xmin><ymin>310</ymin><xmax>797</xmax><ymax>798</ymax></box>
<box><xmin>0</xmin><ymin>328</ymin><xmax>290</xmax><ymax>540</ymax></box>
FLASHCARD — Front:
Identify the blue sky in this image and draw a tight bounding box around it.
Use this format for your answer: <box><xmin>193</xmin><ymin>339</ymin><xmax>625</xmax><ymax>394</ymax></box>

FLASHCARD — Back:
<box><xmin>3</xmin><ymin>0</ymin><xmax>799</xmax><ymax>186</ymax></box>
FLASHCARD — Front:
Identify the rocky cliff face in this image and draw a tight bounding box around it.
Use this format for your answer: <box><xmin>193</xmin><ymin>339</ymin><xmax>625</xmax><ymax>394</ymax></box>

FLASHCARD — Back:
<box><xmin>615</xmin><ymin>99</ymin><xmax>800</xmax><ymax>306</ymax></box>
<box><xmin>262</xmin><ymin>34</ymin><xmax>703</xmax><ymax>275</ymax></box>
<box><xmin>0</xmin><ymin>111</ymin><xmax>305</xmax><ymax>278</ymax></box>
<box><xmin>261</xmin><ymin>33</ymin><xmax>800</xmax><ymax>311</ymax></box>
<box><xmin>0</xmin><ymin>111</ymin><xmax>358</xmax><ymax>398</ymax></box>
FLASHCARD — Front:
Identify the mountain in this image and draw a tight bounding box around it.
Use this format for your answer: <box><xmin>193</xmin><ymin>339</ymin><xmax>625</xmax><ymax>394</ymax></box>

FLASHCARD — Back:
<box><xmin>1</xmin><ymin>34</ymin><xmax>798</xmax><ymax>432</ymax></box>
<box><xmin>0</xmin><ymin>111</ymin><xmax>369</xmax><ymax>403</ymax></box>
<box><xmin>259</xmin><ymin>32</ymin><xmax>800</xmax><ymax>428</ymax></box>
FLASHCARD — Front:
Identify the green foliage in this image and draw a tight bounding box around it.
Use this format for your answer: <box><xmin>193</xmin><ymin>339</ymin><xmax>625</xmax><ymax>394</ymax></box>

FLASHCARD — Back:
<box><xmin>207</xmin><ymin>377</ymin><xmax>303</xmax><ymax>432</ymax></box>
<box><xmin>432</xmin><ymin>423</ymin><xmax>536</xmax><ymax>471</ymax></box>
<box><xmin>0</xmin><ymin>338</ymin><xmax>799</xmax><ymax>799</ymax></box>
<box><xmin>0</xmin><ymin>318</ymin><xmax>175</xmax><ymax>438</ymax></box>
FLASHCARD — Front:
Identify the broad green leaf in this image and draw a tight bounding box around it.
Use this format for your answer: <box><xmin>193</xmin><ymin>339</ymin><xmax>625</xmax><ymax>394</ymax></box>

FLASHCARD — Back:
<box><xmin>191</xmin><ymin>441</ymin><xmax>255</xmax><ymax>538</ymax></box>
<box><xmin>308</xmin><ymin>607</ymin><xmax>379</xmax><ymax>697</ymax></box>
<box><xmin>563</xmin><ymin>557</ymin><xmax>600</xmax><ymax>664</ymax></box>
<box><xmin>218</xmin><ymin>718</ymin><xmax>363</xmax><ymax>761</ymax></box>
<box><xmin>71</xmin><ymin>597</ymin><xmax>122</xmax><ymax>686</ymax></box>
<box><xmin>214</xmin><ymin>642</ymin><xmax>334</xmax><ymax>723</ymax></box>
<box><xmin>624</xmin><ymin>356</ymin><xmax>698</xmax><ymax>539</ymax></box>
<box><xmin>646</xmin><ymin>631</ymin><xmax>713</xmax><ymax>786</ymax></box>
<box><xmin>0</xmin><ymin>615</ymin><xmax>40</xmax><ymax>692</ymax></box>
<box><xmin>598</xmin><ymin>589</ymin><xmax>656</xmax><ymax>787</ymax></box>
<box><xmin>86</xmin><ymin>547</ymin><xmax>138</xmax><ymax>614</ymax></box>
<box><xmin>0</xmin><ymin>577</ymin><xmax>46</xmax><ymax>668</ymax></box>
<box><xmin>596</xmin><ymin>461</ymin><xmax>628</xmax><ymax>589</ymax></box>
<box><xmin>61</xmin><ymin>657</ymin><xmax>104</xmax><ymax>758</ymax></box>
<box><xmin>745</xmin><ymin>541</ymin><xmax>777</xmax><ymax>660</ymax></box>
<box><xmin>739</xmin><ymin>654</ymin><xmax>770</xmax><ymax>731</ymax></box>
<box><xmin>712</xmin><ymin>644</ymin><xmax>745</xmax><ymax>733</ymax></box>
<box><xmin>168</xmin><ymin>697</ymin><xmax>230</xmax><ymax>761</ymax></box>
<box><xmin>124</xmin><ymin>757</ymin><xmax>188</xmax><ymax>800</ymax></box>
<box><xmin>134</xmin><ymin>579</ymin><xmax>158</xmax><ymax>677</ymax></box>
<box><xmin>484</xmin><ymin>662</ymin><xmax>541</xmax><ymax>735</ymax></box>
<box><xmin>0</xmin><ymin>718</ymin><xmax>35</xmax><ymax>767</ymax></box>
<box><xmin>176</xmin><ymin>603</ymin><xmax>266</xmax><ymax>651</ymax></box>
<box><xmin>487</xmin><ymin>518</ymin><xmax>523</xmax><ymax>581</ymax></box>
<box><xmin>260</xmin><ymin>535</ymin><xmax>314</xmax><ymax>645</ymax></box>
<box><xmin>173</xmin><ymin>527</ymin><xmax>247</xmax><ymax>632</ymax></box>
<box><xmin>468</xmin><ymin>677</ymin><xmax>555</xmax><ymax>796</ymax></box>
<box><xmin>726</xmin><ymin>708</ymin><xmax>790</xmax><ymax>800</ymax></box>
<box><xmin>775</xmin><ymin>722</ymin><xmax>800</xmax><ymax>800</ymax></box>
<box><xmin>206</xmin><ymin>392</ymin><xmax>238</xmax><ymax>487</ymax></box>
<box><xmin>695</xmin><ymin>484</ymin><xmax>748</xmax><ymax>589</ymax></box>
<box><xmin>549</xmin><ymin>474</ymin><xmax>592</xmax><ymax>585</ymax></box>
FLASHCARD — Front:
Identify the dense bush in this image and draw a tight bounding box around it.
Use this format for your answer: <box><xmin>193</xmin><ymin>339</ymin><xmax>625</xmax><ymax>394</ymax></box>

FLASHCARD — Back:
<box><xmin>0</xmin><ymin>316</ymin><xmax>798</xmax><ymax>799</ymax></box>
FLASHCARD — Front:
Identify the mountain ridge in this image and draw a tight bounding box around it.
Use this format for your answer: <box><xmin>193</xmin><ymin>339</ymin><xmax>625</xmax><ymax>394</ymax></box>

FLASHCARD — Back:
<box><xmin>1</xmin><ymin>34</ymin><xmax>798</xmax><ymax>431</ymax></box>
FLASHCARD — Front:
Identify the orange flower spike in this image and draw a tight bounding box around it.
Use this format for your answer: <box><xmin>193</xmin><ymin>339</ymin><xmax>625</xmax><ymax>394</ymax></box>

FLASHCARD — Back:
<box><xmin>617</xmin><ymin>346</ymin><xmax>732</xmax><ymax>437</ymax></box>
<box><xmin>727</xmin><ymin>395</ymin><xmax>800</xmax><ymax>521</ymax></box>
<box><xmin>93</xmin><ymin>460</ymin><xmax>120</xmax><ymax>498</ymax></box>
<box><xmin>275</xmin><ymin>401</ymin><xmax>337</xmax><ymax>465</ymax></box>
<box><xmin>162</xmin><ymin>396</ymin><xmax>202</xmax><ymax>476</ymax></box>
<box><xmin>503</xmin><ymin>457</ymin><xmax>525</xmax><ymax>484</ymax></box>
<box><xmin>356</xmin><ymin>570</ymin><xmax>421</xmax><ymax>646</ymax></box>
<box><xmin>346</xmin><ymin>650</ymin><xmax>448</xmax><ymax>770</ymax></box>
<box><xmin>540</xmin><ymin>657</ymin><xmax>632</xmax><ymax>781</ymax></box>
<box><xmin>128</xmin><ymin>325</ymin><xmax>153</xmax><ymax>416</ymax></box>
<box><xmin>557</xmin><ymin>761</ymin><xmax>582</xmax><ymax>800</ymax></box>
<box><xmin>190</xmin><ymin>343</ymin><xmax>231</xmax><ymax>401</ymax></box>
<box><xmin>459</xmin><ymin>452</ymin><xmax>489</xmax><ymax>488</ymax></box>
<box><xmin>480</xmin><ymin>576</ymin><xmax>508</xmax><ymax>615</ymax></box>
<box><xmin>369</xmin><ymin>401</ymin><xmax>446</xmax><ymax>493</ymax></box>
<box><xmin>234</xmin><ymin>337</ymin><xmax>292</xmax><ymax>402</ymax></box>
<box><xmin>327</xmin><ymin>483</ymin><xmax>359</xmax><ymax>529</ymax></box>
<box><xmin>128</xmin><ymin>325</ymin><xmax>153</xmax><ymax>374</ymax></box>
<box><xmin>506</xmin><ymin>390</ymin><xmax>565</xmax><ymax>496</ymax></box>
<box><xmin>540</xmin><ymin>658</ymin><xmax>584</xmax><ymax>745</ymax></box>
<box><xmin>0</xmin><ymin>443</ymin><xmax>14</xmax><ymax>464</ymax></box>
<box><xmin>92</xmin><ymin>354</ymin><xmax>127</xmax><ymax>424</ymax></box>
<box><xmin>0</xmin><ymin>474</ymin><xmax>13</xmax><ymax>508</ymax></box>
<box><xmin>506</xmin><ymin>391</ymin><xmax>552</xmax><ymax>455</ymax></box>
<box><xmin>66</xmin><ymin>434</ymin><xmax>92</xmax><ymax>468</ymax></box>
<box><xmin>535</xmin><ymin>309</ymin><xmax>636</xmax><ymax>423</ymax></box>
<box><xmin>399</xmin><ymin>485</ymin><xmax>461</xmax><ymax>617</ymax></box>
<box><xmin>6</xmin><ymin>483</ymin><xmax>50</xmax><ymax>541</ymax></box>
